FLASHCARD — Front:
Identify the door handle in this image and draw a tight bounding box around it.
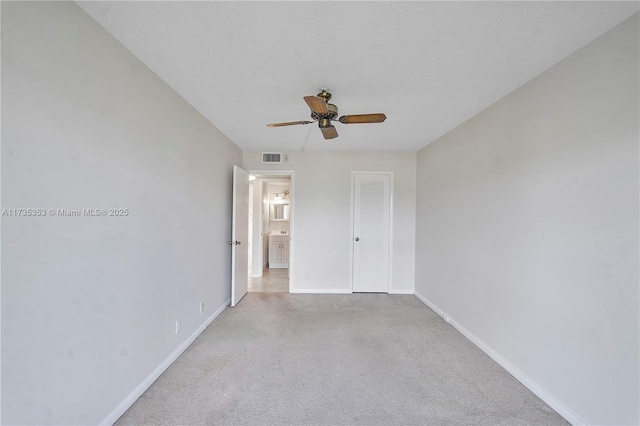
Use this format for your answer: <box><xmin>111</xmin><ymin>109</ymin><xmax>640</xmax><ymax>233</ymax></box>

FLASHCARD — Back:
<box><xmin>229</xmin><ymin>241</ymin><xmax>233</xmax><ymax>245</ymax></box>
<box><xmin>355</xmin><ymin>237</ymin><xmax>360</xmax><ymax>242</ymax></box>
<box><xmin>236</xmin><ymin>241</ymin><xmax>241</xmax><ymax>245</ymax></box>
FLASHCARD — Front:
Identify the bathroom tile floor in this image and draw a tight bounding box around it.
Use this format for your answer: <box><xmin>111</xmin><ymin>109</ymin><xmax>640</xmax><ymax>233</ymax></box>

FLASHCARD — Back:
<box><xmin>248</xmin><ymin>268</ymin><xmax>289</xmax><ymax>292</ymax></box>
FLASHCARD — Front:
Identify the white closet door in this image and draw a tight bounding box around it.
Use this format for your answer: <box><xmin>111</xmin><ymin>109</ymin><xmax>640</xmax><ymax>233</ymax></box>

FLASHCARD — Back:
<box><xmin>352</xmin><ymin>173</ymin><xmax>391</xmax><ymax>293</ymax></box>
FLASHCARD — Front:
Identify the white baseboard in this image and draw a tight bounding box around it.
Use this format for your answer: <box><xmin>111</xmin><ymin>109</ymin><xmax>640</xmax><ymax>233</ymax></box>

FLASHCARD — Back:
<box><xmin>100</xmin><ymin>298</ymin><xmax>230</xmax><ymax>425</ymax></box>
<box><xmin>203</xmin><ymin>298</ymin><xmax>231</xmax><ymax>328</ymax></box>
<box><xmin>289</xmin><ymin>288</ymin><xmax>352</xmax><ymax>294</ymax></box>
<box><xmin>413</xmin><ymin>291</ymin><xmax>585</xmax><ymax>426</ymax></box>
<box><xmin>413</xmin><ymin>291</ymin><xmax>448</xmax><ymax>321</ymax></box>
<box><xmin>288</xmin><ymin>289</ymin><xmax>414</xmax><ymax>295</ymax></box>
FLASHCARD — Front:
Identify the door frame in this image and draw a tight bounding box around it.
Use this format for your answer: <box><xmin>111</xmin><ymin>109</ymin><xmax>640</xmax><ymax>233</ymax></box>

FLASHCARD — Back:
<box><xmin>349</xmin><ymin>171</ymin><xmax>394</xmax><ymax>293</ymax></box>
<box><xmin>249</xmin><ymin>178</ymin><xmax>265</xmax><ymax>278</ymax></box>
<box><xmin>247</xmin><ymin>170</ymin><xmax>295</xmax><ymax>292</ymax></box>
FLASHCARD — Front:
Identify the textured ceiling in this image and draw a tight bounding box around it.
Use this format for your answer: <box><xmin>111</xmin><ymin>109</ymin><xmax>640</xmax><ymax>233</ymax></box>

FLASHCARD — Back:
<box><xmin>77</xmin><ymin>1</ymin><xmax>638</xmax><ymax>152</ymax></box>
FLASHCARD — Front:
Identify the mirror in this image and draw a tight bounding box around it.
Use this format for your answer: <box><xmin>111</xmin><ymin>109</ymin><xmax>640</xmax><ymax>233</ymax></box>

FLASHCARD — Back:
<box><xmin>270</xmin><ymin>203</ymin><xmax>290</xmax><ymax>221</ymax></box>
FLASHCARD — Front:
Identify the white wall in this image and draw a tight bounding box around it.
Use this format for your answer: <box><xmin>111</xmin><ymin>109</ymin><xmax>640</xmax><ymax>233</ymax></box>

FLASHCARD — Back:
<box><xmin>415</xmin><ymin>14</ymin><xmax>639</xmax><ymax>425</ymax></box>
<box><xmin>243</xmin><ymin>151</ymin><xmax>416</xmax><ymax>294</ymax></box>
<box><xmin>1</xmin><ymin>2</ymin><xmax>242</xmax><ymax>424</ymax></box>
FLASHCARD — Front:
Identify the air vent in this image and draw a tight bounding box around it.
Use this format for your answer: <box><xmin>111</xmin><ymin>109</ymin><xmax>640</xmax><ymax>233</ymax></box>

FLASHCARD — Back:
<box><xmin>262</xmin><ymin>152</ymin><xmax>282</xmax><ymax>164</ymax></box>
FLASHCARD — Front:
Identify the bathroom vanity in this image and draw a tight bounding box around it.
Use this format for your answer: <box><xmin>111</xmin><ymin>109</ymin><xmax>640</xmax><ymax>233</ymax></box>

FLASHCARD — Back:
<box><xmin>268</xmin><ymin>234</ymin><xmax>289</xmax><ymax>268</ymax></box>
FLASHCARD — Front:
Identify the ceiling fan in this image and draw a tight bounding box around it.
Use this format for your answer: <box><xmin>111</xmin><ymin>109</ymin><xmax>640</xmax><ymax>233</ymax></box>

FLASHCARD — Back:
<box><xmin>266</xmin><ymin>90</ymin><xmax>387</xmax><ymax>140</ymax></box>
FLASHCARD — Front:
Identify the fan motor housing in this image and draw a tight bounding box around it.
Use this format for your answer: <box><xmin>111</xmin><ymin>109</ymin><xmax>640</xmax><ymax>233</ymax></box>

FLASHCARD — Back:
<box><xmin>311</xmin><ymin>103</ymin><xmax>338</xmax><ymax>127</ymax></box>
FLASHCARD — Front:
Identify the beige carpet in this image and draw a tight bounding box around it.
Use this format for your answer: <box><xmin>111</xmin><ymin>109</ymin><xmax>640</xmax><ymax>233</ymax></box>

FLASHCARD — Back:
<box><xmin>115</xmin><ymin>293</ymin><xmax>568</xmax><ymax>425</ymax></box>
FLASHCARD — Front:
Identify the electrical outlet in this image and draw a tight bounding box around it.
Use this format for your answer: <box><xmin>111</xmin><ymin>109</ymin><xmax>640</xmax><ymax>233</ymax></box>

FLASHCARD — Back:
<box><xmin>200</xmin><ymin>301</ymin><xmax>205</xmax><ymax>313</ymax></box>
<box><xmin>175</xmin><ymin>319</ymin><xmax>181</xmax><ymax>334</ymax></box>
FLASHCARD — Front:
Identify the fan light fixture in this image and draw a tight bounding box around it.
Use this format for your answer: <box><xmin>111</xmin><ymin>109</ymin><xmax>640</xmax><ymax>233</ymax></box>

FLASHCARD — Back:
<box><xmin>267</xmin><ymin>90</ymin><xmax>386</xmax><ymax>140</ymax></box>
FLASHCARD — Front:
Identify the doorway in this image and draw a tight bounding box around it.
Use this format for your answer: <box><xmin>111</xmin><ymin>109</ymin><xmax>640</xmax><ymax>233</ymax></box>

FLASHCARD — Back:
<box><xmin>247</xmin><ymin>172</ymin><xmax>294</xmax><ymax>293</ymax></box>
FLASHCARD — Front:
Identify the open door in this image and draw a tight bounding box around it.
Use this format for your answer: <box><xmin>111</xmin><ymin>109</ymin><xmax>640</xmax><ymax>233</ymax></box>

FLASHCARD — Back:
<box><xmin>231</xmin><ymin>165</ymin><xmax>249</xmax><ymax>306</ymax></box>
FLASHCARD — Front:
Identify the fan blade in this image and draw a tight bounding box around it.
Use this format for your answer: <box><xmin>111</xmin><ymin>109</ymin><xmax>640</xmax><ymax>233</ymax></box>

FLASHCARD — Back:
<box><xmin>338</xmin><ymin>113</ymin><xmax>387</xmax><ymax>124</ymax></box>
<box><xmin>304</xmin><ymin>96</ymin><xmax>329</xmax><ymax>115</ymax></box>
<box><xmin>267</xmin><ymin>120</ymin><xmax>313</xmax><ymax>127</ymax></box>
<box><xmin>320</xmin><ymin>125</ymin><xmax>338</xmax><ymax>140</ymax></box>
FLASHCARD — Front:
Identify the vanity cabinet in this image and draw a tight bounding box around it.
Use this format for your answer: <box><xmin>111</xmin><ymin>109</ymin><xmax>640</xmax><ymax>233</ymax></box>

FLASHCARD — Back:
<box><xmin>269</xmin><ymin>235</ymin><xmax>289</xmax><ymax>268</ymax></box>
